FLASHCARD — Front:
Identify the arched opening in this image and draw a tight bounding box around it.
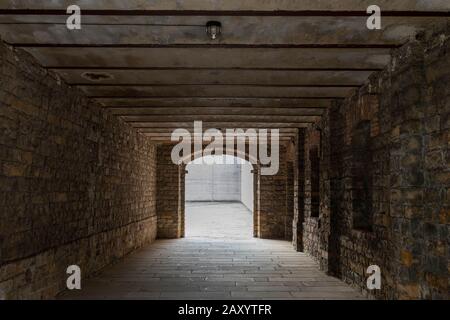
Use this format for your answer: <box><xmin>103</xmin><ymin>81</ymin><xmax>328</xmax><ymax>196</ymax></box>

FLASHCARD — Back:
<box><xmin>185</xmin><ymin>155</ymin><xmax>254</xmax><ymax>239</ymax></box>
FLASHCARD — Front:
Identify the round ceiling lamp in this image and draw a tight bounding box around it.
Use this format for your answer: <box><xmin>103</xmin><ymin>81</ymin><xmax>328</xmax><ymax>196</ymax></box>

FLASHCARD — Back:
<box><xmin>206</xmin><ymin>21</ymin><xmax>222</xmax><ymax>40</ymax></box>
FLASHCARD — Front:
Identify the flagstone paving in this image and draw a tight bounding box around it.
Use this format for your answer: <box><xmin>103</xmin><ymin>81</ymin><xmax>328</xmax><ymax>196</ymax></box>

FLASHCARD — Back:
<box><xmin>59</xmin><ymin>238</ymin><xmax>365</xmax><ymax>300</ymax></box>
<box><xmin>59</xmin><ymin>202</ymin><xmax>364</xmax><ymax>300</ymax></box>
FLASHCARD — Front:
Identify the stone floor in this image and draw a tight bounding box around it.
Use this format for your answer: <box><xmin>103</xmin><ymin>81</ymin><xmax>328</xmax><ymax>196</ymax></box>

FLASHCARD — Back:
<box><xmin>58</xmin><ymin>202</ymin><xmax>364</xmax><ymax>300</ymax></box>
<box><xmin>185</xmin><ymin>201</ymin><xmax>253</xmax><ymax>239</ymax></box>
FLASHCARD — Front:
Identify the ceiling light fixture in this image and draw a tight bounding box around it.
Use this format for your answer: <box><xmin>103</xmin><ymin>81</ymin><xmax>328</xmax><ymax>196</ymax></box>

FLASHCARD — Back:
<box><xmin>206</xmin><ymin>21</ymin><xmax>222</xmax><ymax>40</ymax></box>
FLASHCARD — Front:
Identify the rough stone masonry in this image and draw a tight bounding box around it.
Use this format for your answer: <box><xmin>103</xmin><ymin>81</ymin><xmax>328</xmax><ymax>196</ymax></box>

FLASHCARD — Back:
<box><xmin>0</xmin><ymin>41</ymin><xmax>157</xmax><ymax>299</ymax></box>
<box><xmin>296</xmin><ymin>23</ymin><xmax>449</xmax><ymax>300</ymax></box>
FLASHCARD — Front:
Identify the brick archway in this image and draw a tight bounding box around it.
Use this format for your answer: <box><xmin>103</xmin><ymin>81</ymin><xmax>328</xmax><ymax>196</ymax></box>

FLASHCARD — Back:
<box><xmin>177</xmin><ymin>147</ymin><xmax>260</xmax><ymax>238</ymax></box>
<box><xmin>156</xmin><ymin>143</ymin><xmax>294</xmax><ymax>241</ymax></box>
<box><xmin>184</xmin><ymin>154</ymin><xmax>256</xmax><ymax>238</ymax></box>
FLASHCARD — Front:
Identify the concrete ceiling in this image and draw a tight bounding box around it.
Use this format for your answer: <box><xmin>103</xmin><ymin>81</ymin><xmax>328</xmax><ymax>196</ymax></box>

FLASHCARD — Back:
<box><xmin>0</xmin><ymin>1</ymin><xmax>449</xmax><ymax>142</ymax></box>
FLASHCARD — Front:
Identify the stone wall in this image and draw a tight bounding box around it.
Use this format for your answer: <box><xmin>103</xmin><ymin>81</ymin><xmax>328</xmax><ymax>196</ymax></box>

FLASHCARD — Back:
<box><xmin>420</xmin><ymin>24</ymin><xmax>449</xmax><ymax>300</ymax></box>
<box><xmin>0</xmin><ymin>42</ymin><xmax>157</xmax><ymax>299</ymax></box>
<box><xmin>300</xmin><ymin>23</ymin><xmax>449</xmax><ymax>299</ymax></box>
<box><xmin>302</xmin><ymin>126</ymin><xmax>325</xmax><ymax>267</ymax></box>
<box><xmin>292</xmin><ymin>129</ymin><xmax>305</xmax><ymax>251</ymax></box>
<box><xmin>285</xmin><ymin>159</ymin><xmax>295</xmax><ymax>241</ymax></box>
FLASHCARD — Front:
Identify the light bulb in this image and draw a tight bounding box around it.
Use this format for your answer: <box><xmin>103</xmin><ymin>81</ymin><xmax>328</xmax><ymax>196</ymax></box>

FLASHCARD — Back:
<box><xmin>206</xmin><ymin>21</ymin><xmax>222</xmax><ymax>40</ymax></box>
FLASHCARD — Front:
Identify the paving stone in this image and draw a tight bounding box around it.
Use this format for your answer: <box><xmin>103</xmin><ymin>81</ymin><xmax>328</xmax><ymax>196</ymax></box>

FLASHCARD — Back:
<box><xmin>59</xmin><ymin>235</ymin><xmax>364</xmax><ymax>300</ymax></box>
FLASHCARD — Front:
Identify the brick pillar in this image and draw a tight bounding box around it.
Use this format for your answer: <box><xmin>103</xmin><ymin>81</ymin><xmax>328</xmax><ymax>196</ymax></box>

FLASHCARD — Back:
<box><xmin>293</xmin><ymin>129</ymin><xmax>305</xmax><ymax>251</ymax></box>
<box><xmin>259</xmin><ymin>144</ymin><xmax>289</xmax><ymax>239</ymax></box>
<box><xmin>252</xmin><ymin>166</ymin><xmax>260</xmax><ymax>238</ymax></box>
<box><xmin>285</xmin><ymin>160</ymin><xmax>295</xmax><ymax>241</ymax></box>
<box><xmin>179</xmin><ymin>165</ymin><xmax>186</xmax><ymax>238</ymax></box>
<box><xmin>157</xmin><ymin>145</ymin><xmax>184</xmax><ymax>238</ymax></box>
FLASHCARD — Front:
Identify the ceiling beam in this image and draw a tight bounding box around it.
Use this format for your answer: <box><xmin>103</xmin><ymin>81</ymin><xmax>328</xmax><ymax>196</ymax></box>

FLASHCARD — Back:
<box><xmin>79</xmin><ymin>84</ymin><xmax>354</xmax><ymax>97</ymax></box>
<box><xmin>21</xmin><ymin>47</ymin><xmax>392</xmax><ymax>70</ymax></box>
<box><xmin>96</xmin><ymin>97</ymin><xmax>335</xmax><ymax>108</ymax></box>
<box><xmin>49</xmin><ymin>66</ymin><xmax>383</xmax><ymax>71</ymax></box>
<box><xmin>89</xmin><ymin>96</ymin><xmax>346</xmax><ymax>99</ymax></box>
<box><xmin>137</xmin><ymin>127</ymin><xmax>299</xmax><ymax>132</ymax></box>
<box><xmin>0</xmin><ymin>0</ymin><xmax>448</xmax><ymax>12</ymax></box>
<box><xmin>0</xmin><ymin>9</ymin><xmax>448</xmax><ymax>17</ymax></box>
<box><xmin>104</xmin><ymin>106</ymin><xmax>327</xmax><ymax>110</ymax></box>
<box><xmin>144</xmin><ymin>137</ymin><xmax>295</xmax><ymax>143</ymax></box>
<box><xmin>143</xmin><ymin>135</ymin><xmax>295</xmax><ymax>139</ymax></box>
<box><xmin>20</xmin><ymin>47</ymin><xmax>392</xmax><ymax>70</ymax></box>
<box><xmin>136</xmin><ymin>128</ymin><xmax>298</xmax><ymax>137</ymax></box>
<box><xmin>7</xmin><ymin>43</ymin><xmax>401</xmax><ymax>49</ymax></box>
<box><xmin>97</xmin><ymin>97</ymin><xmax>338</xmax><ymax>101</ymax></box>
<box><xmin>142</xmin><ymin>133</ymin><xmax>295</xmax><ymax>137</ymax></box>
<box><xmin>120</xmin><ymin>115</ymin><xmax>320</xmax><ymax>122</ymax></box>
<box><xmin>72</xmin><ymin>83</ymin><xmax>360</xmax><ymax>88</ymax></box>
<box><xmin>129</xmin><ymin>122</ymin><xmax>312</xmax><ymax>128</ymax></box>
<box><xmin>56</xmin><ymin>69</ymin><xmax>373</xmax><ymax>87</ymax></box>
<box><xmin>107</xmin><ymin>107</ymin><xmax>325</xmax><ymax>116</ymax></box>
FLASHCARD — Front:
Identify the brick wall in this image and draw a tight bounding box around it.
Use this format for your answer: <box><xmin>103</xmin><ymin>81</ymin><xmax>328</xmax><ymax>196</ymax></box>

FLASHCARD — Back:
<box><xmin>259</xmin><ymin>144</ymin><xmax>293</xmax><ymax>240</ymax></box>
<box><xmin>299</xmin><ymin>22</ymin><xmax>449</xmax><ymax>299</ymax></box>
<box><xmin>156</xmin><ymin>145</ymin><xmax>184</xmax><ymax>238</ymax></box>
<box><xmin>0</xmin><ymin>42</ymin><xmax>157</xmax><ymax>299</ymax></box>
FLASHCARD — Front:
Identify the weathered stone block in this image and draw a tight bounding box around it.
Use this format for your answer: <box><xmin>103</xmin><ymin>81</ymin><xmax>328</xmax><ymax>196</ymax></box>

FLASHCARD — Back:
<box><xmin>0</xmin><ymin>40</ymin><xmax>157</xmax><ymax>299</ymax></box>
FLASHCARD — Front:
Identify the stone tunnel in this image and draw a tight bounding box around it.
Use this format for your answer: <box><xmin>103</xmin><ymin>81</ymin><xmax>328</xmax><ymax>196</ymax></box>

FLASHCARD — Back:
<box><xmin>0</xmin><ymin>1</ymin><xmax>448</xmax><ymax>300</ymax></box>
